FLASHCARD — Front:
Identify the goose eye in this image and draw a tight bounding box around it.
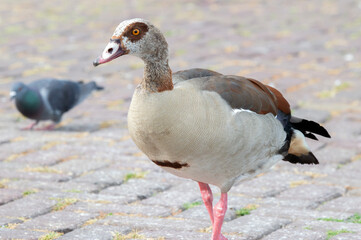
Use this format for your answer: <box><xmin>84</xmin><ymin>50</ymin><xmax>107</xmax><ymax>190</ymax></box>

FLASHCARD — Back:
<box><xmin>132</xmin><ymin>29</ymin><xmax>140</xmax><ymax>35</ymax></box>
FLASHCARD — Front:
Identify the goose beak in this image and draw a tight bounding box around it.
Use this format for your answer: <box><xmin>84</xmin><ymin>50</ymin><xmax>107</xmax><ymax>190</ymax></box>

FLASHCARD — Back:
<box><xmin>93</xmin><ymin>39</ymin><xmax>127</xmax><ymax>67</ymax></box>
<box><xmin>9</xmin><ymin>91</ymin><xmax>16</xmax><ymax>100</ymax></box>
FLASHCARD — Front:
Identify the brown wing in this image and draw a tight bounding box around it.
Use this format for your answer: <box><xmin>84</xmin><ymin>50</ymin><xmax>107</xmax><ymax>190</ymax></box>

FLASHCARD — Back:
<box><xmin>265</xmin><ymin>85</ymin><xmax>290</xmax><ymax>114</ymax></box>
<box><xmin>173</xmin><ymin>68</ymin><xmax>291</xmax><ymax>116</ymax></box>
<box><xmin>200</xmin><ymin>75</ymin><xmax>280</xmax><ymax>115</ymax></box>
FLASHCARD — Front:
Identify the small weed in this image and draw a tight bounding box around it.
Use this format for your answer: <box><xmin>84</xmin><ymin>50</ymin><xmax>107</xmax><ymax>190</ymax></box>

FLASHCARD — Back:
<box><xmin>39</xmin><ymin>231</ymin><xmax>63</xmax><ymax>240</ymax></box>
<box><xmin>4</xmin><ymin>223</ymin><xmax>18</xmax><ymax>229</ymax></box>
<box><xmin>113</xmin><ymin>230</ymin><xmax>145</xmax><ymax>240</ymax></box>
<box><xmin>318</xmin><ymin>213</ymin><xmax>361</xmax><ymax>224</ymax></box>
<box><xmin>52</xmin><ymin>198</ymin><xmax>77</xmax><ymax>211</ymax></box>
<box><xmin>304</xmin><ymin>226</ymin><xmax>312</xmax><ymax>230</ymax></box>
<box><xmin>22</xmin><ymin>166</ymin><xmax>62</xmax><ymax>174</ymax></box>
<box><xmin>317</xmin><ymin>81</ymin><xmax>351</xmax><ymax>99</ymax></box>
<box><xmin>326</xmin><ymin>229</ymin><xmax>353</xmax><ymax>240</ymax></box>
<box><xmin>347</xmin><ymin>213</ymin><xmax>361</xmax><ymax>224</ymax></box>
<box><xmin>83</xmin><ymin>212</ymin><xmax>113</xmax><ymax>226</ymax></box>
<box><xmin>123</xmin><ymin>171</ymin><xmax>148</xmax><ymax>182</ymax></box>
<box><xmin>23</xmin><ymin>189</ymin><xmax>38</xmax><ymax>196</ymax></box>
<box><xmin>0</xmin><ymin>178</ymin><xmax>10</xmax><ymax>188</ymax></box>
<box><xmin>317</xmin><ymin>217</ymin><xmax>344</xmax><ymax>222</ymax></box>
<box><xmin>236</xmin><ymin>204</ymin><xmax>258</xmax><ymax>217</ymax></box>
<box><xmin>182</xmin><ymin>201</ymin><xmax>202</xmax><ymax>210</ymax></box>
<box><xmin>63</xmin><ymin>189</ymin><xmax>82</xmax><ymax>193</ymax></box>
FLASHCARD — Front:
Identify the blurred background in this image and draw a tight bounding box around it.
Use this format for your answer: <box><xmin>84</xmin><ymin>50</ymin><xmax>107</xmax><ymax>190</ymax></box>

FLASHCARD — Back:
<box><xmin>0</xmin><ymin>0</ymin><xmax>360</xmax><ymax>239</ymax></box>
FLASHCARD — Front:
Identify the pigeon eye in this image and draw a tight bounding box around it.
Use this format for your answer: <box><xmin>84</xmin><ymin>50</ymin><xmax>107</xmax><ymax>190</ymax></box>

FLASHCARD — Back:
<box><xmin>132</xmin><ymin>29</ymin><xmax>140</xmax><ymax>35</ymax></box>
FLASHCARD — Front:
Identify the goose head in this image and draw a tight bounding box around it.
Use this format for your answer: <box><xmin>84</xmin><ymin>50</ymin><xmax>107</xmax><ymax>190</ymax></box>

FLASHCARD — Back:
<box><xmin>93</xmin><ymin>18</ymin><xmax>169</xmax><ymax>66</ymax></box>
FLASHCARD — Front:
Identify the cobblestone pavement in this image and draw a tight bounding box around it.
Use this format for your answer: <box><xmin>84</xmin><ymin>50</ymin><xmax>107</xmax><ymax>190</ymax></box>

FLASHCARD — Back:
<box><xmin>1</xmin><ymin>0</ymin><xmax>361</xmax><ymax>239</ymax></box>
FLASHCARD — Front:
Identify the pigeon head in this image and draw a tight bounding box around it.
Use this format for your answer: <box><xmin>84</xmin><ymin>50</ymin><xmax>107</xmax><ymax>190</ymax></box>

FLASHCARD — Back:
<box><xmin>93</xmin><ymin>18</ymin><xmax>168</xmax><ymax>66</ymax></box>
<box><xmin>10</xmin><ymin>82</ymin><xmax>27</xmax><ymax>100</ymax></box>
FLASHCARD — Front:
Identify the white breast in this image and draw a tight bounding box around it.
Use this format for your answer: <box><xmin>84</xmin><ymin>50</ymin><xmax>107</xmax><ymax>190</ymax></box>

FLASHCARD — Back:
<box><xmin>127</xmin><ymin>81</ymin><xmax>286</xmax><ymax>192</ymax></box>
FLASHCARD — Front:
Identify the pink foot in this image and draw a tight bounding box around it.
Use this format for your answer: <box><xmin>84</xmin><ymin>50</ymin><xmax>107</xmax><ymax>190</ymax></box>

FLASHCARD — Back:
<box><xmin>198</xmin><ymin>183</ymin><xmax>228</xmax><ymax>240</ymax></box>
<box><xmin>35</xmin><ymin>123</ymin><xmax>56</xmax><ymax>131</ymax></box>
<box><xmin>212</xmin><ymin>193</ymin><xmax>228</xmax><ymax>240</ymax></box>
<box><xmin>21</xmin><ymin>121</ymin><xmax>38</xmax><ymax>130</ymax></box>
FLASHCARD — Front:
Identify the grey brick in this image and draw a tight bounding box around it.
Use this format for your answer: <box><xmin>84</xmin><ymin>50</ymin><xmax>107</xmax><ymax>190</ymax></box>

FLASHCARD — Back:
<box><xmin>253</xmin><ymin>206</ymin><xmax>354</xmax><ymax>222</ymax></box>
<box><xmin>276</xmin><ymin>184</ymin><xmax>344</xmax><ymax>208</ymax></box>
<box><xmin>141</xmin><ymin>180</ymin><xmax>201</xmax><ymax>208</ymax></box>
<box><xmin>262</xmin><ymin>226</ymin><xmax>325</xmax><ymax>240</ymax></box>
<box><xmin>73</xmin><ymin>167</ymin><xmax>129</xmax><ymax>188</ymax></box>
<box><xmin>0</xmin><ymin>188</ymin><xmax>23</xmax><ymax>205</ymax></box>
<box><xmin>231</xmin><ymin>171</ymin><xmax>309</xmax><ymax>197</ymax></box>
<box><xmin>0</xmin><ymin>228</ymin><xmax>44</xmax><ymax>240</ymax></box>
<box><xmin>0</xmin><ymin>193</ymin><xmax>57</xmax><ymax>221</ymax></box>
<box><xmin>222</xmin><ymin>215</ymin><xmax>291</xmax><ymax>239</ymax></box>
<box><xmin>100</xmin><ymin>178</ymin><xmax>171</xmax><ymax>202</ymax></box>
<box><xmin>17</xmin><ymin>210</ymin><xmax>97</xmax><ymax>233</ymax></box>
<box><xmin>52</xmin><ymin>158</ymin><xmax>110</xmax><ymax>177</ymax></box>
<box><xmin>138</xmin><ymin>229</ymin><xmax>212</xmax><ymax>240</ymax></box>
<box><xmin>96</xmin><ymin>215</ymin><xmax>209</xmax><ymax>232</ymax></box>
<box><xmin>317</xmin><ymin>196</ymin><xmax>361</xmax><ymax>213</ymax></box>
<box><xmin>59</xmin><ymin>225</ymin><xmax>131</xmax><ymax>240</ymax></box>
<box><xmin>66</xmin><ymin>201</ymin><xmax>172</xmax><ymax>217</ymax></box>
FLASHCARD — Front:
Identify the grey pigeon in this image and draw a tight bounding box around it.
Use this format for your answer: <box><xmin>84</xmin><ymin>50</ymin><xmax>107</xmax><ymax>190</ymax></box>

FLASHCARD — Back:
<box><xmin>10</xmin><ymin>78</ymin><xmax>104</xmax><ymax>130</ymax></box>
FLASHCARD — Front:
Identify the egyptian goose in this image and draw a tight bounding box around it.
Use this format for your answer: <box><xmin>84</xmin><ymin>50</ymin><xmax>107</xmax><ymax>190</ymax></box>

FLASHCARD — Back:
<box><xmin>93</xmin><ymin>18</ymin><xmax>330</xmax><ymax>240</ymax></box>
<box><xmin>10</xmin><ymin>79</ymin><xmax>103</xmax><ymax>130</ymax></box>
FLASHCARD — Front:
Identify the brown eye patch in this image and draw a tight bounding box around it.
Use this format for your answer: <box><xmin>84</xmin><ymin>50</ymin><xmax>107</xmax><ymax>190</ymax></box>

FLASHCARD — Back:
<box><xmin>123</xmin><ymin>22</ymin><xmax>149</xmax><ymax>42</ymax></box>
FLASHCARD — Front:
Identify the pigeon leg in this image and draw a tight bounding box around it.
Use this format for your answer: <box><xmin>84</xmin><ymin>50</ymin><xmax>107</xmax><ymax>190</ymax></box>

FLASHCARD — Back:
<box><xmin>212</xmin><ymin>192</ymin><xmax>228</xmax><ymax>240</ymax></box>
<box><xmin>35</xmin><ymin>123</ymin><xmax>56</xmax><ymax>131</ymax></box>
<box><xmin>198</xmin><ymin>182</ymin><xmax>228</xmax><ymax>240</ymax></box>
<box><xmin>21</xmin><ymin>121</ymin><xmax>38</xmax><ymax>130</ymax></box>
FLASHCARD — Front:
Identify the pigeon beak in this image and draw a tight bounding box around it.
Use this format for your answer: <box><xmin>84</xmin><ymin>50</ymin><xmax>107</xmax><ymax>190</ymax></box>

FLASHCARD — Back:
<box><xmin>9</xmin><ymin>91</ymin><xmax>16</xmax><ymax>100</ymax></box>
<box><xmin>93</xmin><ymin>39</ymin><xmax>127</xmax><ymax>67</ymax></box>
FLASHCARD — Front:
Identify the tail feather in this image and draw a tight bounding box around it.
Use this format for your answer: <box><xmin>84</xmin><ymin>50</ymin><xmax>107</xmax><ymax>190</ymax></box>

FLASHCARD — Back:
<box><xmin>290</xmin><ymin>116</ymin><xmax>331</xmax><ymax>140</ymax></box>
<box><xmin>283</xmin><ymin>129</ymin><xmax>319</xmax><ymax>165</ymax></box>
<box><xmin>77</xmin><ymin>81</ymin><xmax>104</xmax><ymax>104</ymax></box>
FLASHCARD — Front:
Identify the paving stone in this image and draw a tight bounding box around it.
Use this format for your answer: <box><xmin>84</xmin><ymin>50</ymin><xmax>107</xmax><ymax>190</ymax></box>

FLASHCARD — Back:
<box><xmin>6</xmin><ymin>179</ymin><xmax>99</xmax><ymax>193</ymax></box>
<box><xmin>231</xmin><ymin>171</ymin><xmax>308</xmax><ymax>197</ymax></box>
<box><xmin>141</xmin><ymin>181</ymin><xmax>201</xmax><ymax>208</ymax></box>
<box><xmin>0</xmin><ymin>193</ymin><xmax>58</xmax><ymax>222</ymax></box>
<box><xmin>317</xmin><ymin>196</ymin><xmax>361</xmax><ymax>213</ymax></box>
<box><xmin>276</xmin><ymin>184</ymin><xmax>344</xmax><ymax>208</ymax></box>
<box><xmin>295</xmin><ymin>219</ymin><xmax>361</xmax><ymax>236</ymax></box>
<box><xmin>73</xmin><ymin>167</ymin><xmax>129</xmax><ymax>189</ymax></box>
<box><xmin>58</xmin><ymin>225</ymin><xmax>131</xmax><ymax>240</ymax></box>
<box><xmin>332</xmin><ymin>233</ymin><xmax>361</xmax><ymax>240</ymax></box>
<box><xmin>52</xmin><ymin>158</ymin><xmax>110</xmax><ymax>177</ymax></box>
<box><xmin>222</xmin><ymin>215</ymin><xmax>291</xmax><ymax>239</ymax></box>
<box><xmin>313</xmin><ymin>145</ymin><xmax>358</xmax><ymax>164</ymax></box>
<box><xmin>138</xmin><ymin>229</ymin><xmax>212</xmax><ymax>240</ymax></box>
<box><xmin>66</xmin><ymin>201</ymin><xmax>172</xmax><ymax>217</ymax></box>
<box><xmin>262</xmin><ymin>225</ymin><xmax>325</xmax><ymax>240</ymax></box>
<box><xmin>17</xmin><ymin>210</ymin><xmax>97</xmax><ymax>233</ymax></box>
<box><xmin>253</xmin><ymin>206</ymin><xmax>354</xmax><ymax>222</ymax></box>
<box><xmin>100</xmin><ymin>178</ymin><xmax>171</xmax><ymax>202</ymax></box>
<box><xmin>0</xmin><ymin>228</ymin><xmax>44</xmax><ymax>240</ymax></box>
<box><xmin>96</xmin><ymin>214</ymin><xmax>209</xmax><ymax>232</ymax></box>
<box><xmin>0</xmin><ymin>188</ymin><xmax>23</xmax><ymax>205</ymax></box>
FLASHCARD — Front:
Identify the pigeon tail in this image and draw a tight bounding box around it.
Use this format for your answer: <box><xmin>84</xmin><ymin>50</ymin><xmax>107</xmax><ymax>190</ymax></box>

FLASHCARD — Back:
<box><xmin>77</xmin><ymin>81</ymin><xmax>104</xmax><ymax>104</ymax></box>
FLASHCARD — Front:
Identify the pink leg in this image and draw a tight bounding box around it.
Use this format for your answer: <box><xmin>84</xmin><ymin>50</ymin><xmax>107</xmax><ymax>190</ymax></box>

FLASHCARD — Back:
<box><xmin>212</xmin><ymin>192</ymin><xmax>228</xmax><ymax>240</ymax></box>
<box><xmin>198</xmin><ymin>182</ymin><xmax>214</xmax><ymax>224</ymax></box>
<box><xmin>21</xmin><ymin>121</ymin><xmax>38</xmax><ymax>130</ymax></box>
<box><xmin>198</xmin><ymin>182</ymin><xmax>228</xmax><ymax>240</ymax></box>
<box><xmin>35</xmin><ymin>123</ymin><xmax>56</xmax><ymax>131</ymax></box>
